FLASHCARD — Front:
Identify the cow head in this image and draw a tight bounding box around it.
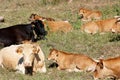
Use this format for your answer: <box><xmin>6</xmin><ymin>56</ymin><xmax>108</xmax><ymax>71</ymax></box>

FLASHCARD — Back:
<box><xmin>78</xmin><ymin>8</ymin><xmax>86</xmax><ymax>19</ymax></box>
<box><xmin>47</xmin><ymin>49</ymin><xmax>59</xmax><ymax>62</ymax></box>
<box><xmin>93</xmin><ymin>59</ymin><xmax>115</xmax><ymax>80</ymax></box>
<box><xmin>78</xmin><ymin>8</ymin><xmax>91</xmax><ymax>20</ymax></box>
<box><xmin>31</xmin><ymin>20</ymin><xmax>47</xmax><ymax>40</ymax></box>
<box><xmin>93</xmin><ymin>59</ymin><xmax>104</xmax><ymax>80</ymax></box>
<box><xmin>29</xmin><ymin>14</ymin><xmax>43</xmax><ymax>21</ymax></box>
<box><xmin>16</xmin><ymin>43</ymin><xmax>41</xmax><ymax>67</ymax></box>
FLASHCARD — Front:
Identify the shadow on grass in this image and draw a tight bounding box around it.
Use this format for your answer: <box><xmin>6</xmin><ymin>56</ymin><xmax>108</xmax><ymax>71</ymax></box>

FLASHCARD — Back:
<box><xmin>48</xmin><ymin>62</ymin><xmax>58</xmax><ymax>68</ymax></box>
<box><xmin>109</xmin><ymin>34</ymin><xmax>120</xmax><ymax>42</ymax></box>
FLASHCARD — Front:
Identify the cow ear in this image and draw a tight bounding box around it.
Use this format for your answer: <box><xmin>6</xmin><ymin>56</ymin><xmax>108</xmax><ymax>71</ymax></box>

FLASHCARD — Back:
<box><xmin>50</xmin><ymin>48</ymin><xmax>53</xmax><ymax>51</ymax></box>
<box><xmin>50</xmin><ymin>48</ymin><xmax>55</xmax><ymax>52</ymax></box>
<box><xmin>97</xmin><ymin>59</ymin><xmax>103</xmax><ymax>69</ymax></box>
<box><xmin>16</xmin><ymin>46</ymin><xmax>23</xmax><ymax>54</ymax></box>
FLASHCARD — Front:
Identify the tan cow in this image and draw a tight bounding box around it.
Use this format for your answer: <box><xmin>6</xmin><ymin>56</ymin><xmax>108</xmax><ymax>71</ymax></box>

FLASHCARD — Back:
<box><xmin>78</xmin><ymin>8</ymin><xmax>102</xmax><ymax>22</ymax></box>
<box><xmin>44</xmin><ymin>21</ymin><xmax>73</xmax><ymax>33</ymax></box>
<box><xmin>47</xmin><ymin>49</ymin><xmax>96</xmax><ymax>72</ymax></box>
<box><xmin>93</xmin><ymin>56</ymin><xmax>120</xmax><ymax>80</ymax></box>
<box><xmin>0</xmin><ymin>42</ymin><xmax>46</xmax><ymax>74</ymax></box>
<box><xmin>81</xmin><ymin>17</ymin><xmax>120</xmax><ymax>34</ymax></box>
<box><xmin>29</xmin><ymin>14</ymin><xmax>73</xmax><ymax>33</ymax></box>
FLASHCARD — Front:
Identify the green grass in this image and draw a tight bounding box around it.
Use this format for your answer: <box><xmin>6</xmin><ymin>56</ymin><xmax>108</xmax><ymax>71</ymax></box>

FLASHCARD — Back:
<box><xmin>0</xmin><ymin>0</ymin><xmax>120</xmax><ymax>80</ymax></box>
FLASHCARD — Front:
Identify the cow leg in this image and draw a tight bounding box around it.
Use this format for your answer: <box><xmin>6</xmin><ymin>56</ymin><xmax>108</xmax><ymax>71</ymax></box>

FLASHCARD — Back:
<box><xmin>33</xmin><ymin>61</ymin><xmax>46</xmax><ymax>73</ymax></box>
<box><xmin>40</xmin><ymin>62</ymin><xmax>46</xmax><ymax>73</ymax></box>
<box><xmin>57</xmin><ymin>65</ymin><xmax>68</xmax><ymax>70</ymax></box>
<box><xmin>66</xmin><ymin>68</ymin><xmax>74</xmax><ymax>72</ymax></box>
<box><xmin>0</xmin><ymin>58</ymin><xmax>4</xmax><ymax>68</ymax></box>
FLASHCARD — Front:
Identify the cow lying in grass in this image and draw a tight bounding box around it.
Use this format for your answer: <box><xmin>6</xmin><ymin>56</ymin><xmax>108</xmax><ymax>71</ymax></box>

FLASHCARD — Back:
<box><xmin>0</xmin><ymin>20</ymin><xmax>47</xmax><ymax>47</ymax></box>
<box><xmin>47</xmin><ymin>49</ymin><xmax>96</xmax><ymax>72</ymax></box>
<box><xmin>93</xmin><ymin>56</ymin><xmax>120</xmax><ymax>80</ymax></box>
<box><xmin>43</xmin><ymin>21</ymin><xmax>73</xmax><ymax>33</ymax></box>
<box><xmin>78</xmin><ymin>8</ymin><xmax>102</xmax><ymax>22</ymax></box>
<box><xmin>0</xmin><ymin>42</ymin><xmax>46</xmax><ymax>75</ymax></box>
<box><xmin>29</xmin><ymin>14</ymin><xmax>73</xmax><ymax>33</ymax></box>
<box><xmin>81</xmin><ymin>16</ymin><xmax>120</xmax><ymax>34</ymax></box>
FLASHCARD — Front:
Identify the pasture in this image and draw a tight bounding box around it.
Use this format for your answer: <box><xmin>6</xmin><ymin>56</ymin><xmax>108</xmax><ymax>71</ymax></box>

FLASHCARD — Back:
<box><xmin>0</xmin><ymin>0</ymin><xmax>120</xmax><ymax>80</ymax></box>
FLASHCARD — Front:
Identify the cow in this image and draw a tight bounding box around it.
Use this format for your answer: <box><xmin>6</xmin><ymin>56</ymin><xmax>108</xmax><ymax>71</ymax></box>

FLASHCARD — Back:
<box><xmin>0</xmin><ymin>20</ymin><xmax>47</xmax><ymax>47</ymax></box>
<box><xmin>81</xmin><ymin>17</ymin><xmax>120</xmax><ymax>34</ymax></box>
<box><xmin>93</xmin><ymin>56</ymin><xmax>120</xmax><ymax>80</ymax></box>
<box><xmin>78</xmin><ymin>8</ymin><xmax>102</xmax><ymax>22</ymax></box>
<box><xmin>29</xmin><ymin>14</ymin><xmax>73</xmax><ymax>33</ymax></box>
<box><xmin>0</xmin><ymin>42</ymin><xmax>46</xmax><ymax>75</ymax></box>
<box><xmin>47</xmin><ymin>49</ymin><xmax>96</xmax><ymax>72</ymax></box>
<box><xmin>29</xmin><ymin>13</ymin><xmax>55</xmax><ymax>21</ymax></box>
<box><xmin>43</xmin><ymin>21</ymin><xmax>73</xmax><ymax>33</ymax></box>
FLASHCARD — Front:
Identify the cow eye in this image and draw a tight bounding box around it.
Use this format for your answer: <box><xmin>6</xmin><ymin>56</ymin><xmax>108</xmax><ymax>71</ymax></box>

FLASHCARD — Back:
<box><xmin>56</xmin><ymin>54</ymin><xmax>58</xmax><ymax>57</ymax></box>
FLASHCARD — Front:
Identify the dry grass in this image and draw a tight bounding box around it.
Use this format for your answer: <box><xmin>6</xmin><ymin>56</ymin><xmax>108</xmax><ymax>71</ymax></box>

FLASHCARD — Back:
<box><xmin>0</xmin><ymin>0</ymin><xmax>120</xmax><ymax>80</ymax></box>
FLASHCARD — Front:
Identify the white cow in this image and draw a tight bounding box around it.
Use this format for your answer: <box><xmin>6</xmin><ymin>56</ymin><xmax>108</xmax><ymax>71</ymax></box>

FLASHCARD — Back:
<box><xmin>0</xmin><ymin>42</ymin><xmax>46</xmax><ymax>74</ymax></box>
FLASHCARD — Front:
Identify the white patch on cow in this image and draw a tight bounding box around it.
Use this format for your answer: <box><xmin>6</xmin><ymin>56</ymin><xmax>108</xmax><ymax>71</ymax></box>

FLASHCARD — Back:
<box><xmin>112</xmin><ymin>29</ymin><xmax>116</xmax><ymax>33</ymax></box>
<box><xmin>84</xmin><ymin>29</ymin><xmax>92</xmax><ymax>34</ymax></box>
<box><xmin>64</xmin><ymin>21</ymin><xmax>69</xmax><ymax>23</ymax></box>
<box><xmin>16</xmin><ymin>63</ymin><xmax>25</xmax><ymax>74</ymax></box>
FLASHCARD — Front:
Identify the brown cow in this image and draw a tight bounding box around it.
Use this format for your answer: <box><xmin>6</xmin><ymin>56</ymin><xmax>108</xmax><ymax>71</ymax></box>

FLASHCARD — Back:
<box><xmin>29</xmin><ymin>14</ymin><xmax>73</xmax><ymax>33</ymax></box>
<box><xmin>93</xmin><ymin>56</ymin><xmax>120</xmax><ymax>80</ymax></box>
<box><xmin>44</xmin><ymin>21</ymin><xmax>73</xmax><ymax>33</ymax></box>
<box><xmin>81</xmin><ymin>17</ymin><xmax>120</xmax><ymax>34</ymax></box>
<box><xmin>47</xmin><ymin>49</ymin><xmax>96</xmax><ymax>72</ymax></box>
<box><xmin>78</xmin><ymin>8</ymin><xmax>102</xmax><ymax>22</ymax></box>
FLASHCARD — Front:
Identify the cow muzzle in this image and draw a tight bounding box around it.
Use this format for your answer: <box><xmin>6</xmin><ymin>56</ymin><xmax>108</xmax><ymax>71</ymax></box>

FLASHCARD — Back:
<box><xmin>78</xmin><ymin>14</ymin><xmax>84</xmax><ymax>19</ymax></box>
<box><xmin>24</xmin><ymin>62</ymin><xmax>32</xmax><ymax>67</ymax></box>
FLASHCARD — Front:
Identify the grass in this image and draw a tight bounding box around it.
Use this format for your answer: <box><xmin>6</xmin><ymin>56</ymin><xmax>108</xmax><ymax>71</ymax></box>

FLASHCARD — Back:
<box><xmin>0</xmin><ymin>0</ymin><xmax>120</xmax><ymax>80</ymax></box>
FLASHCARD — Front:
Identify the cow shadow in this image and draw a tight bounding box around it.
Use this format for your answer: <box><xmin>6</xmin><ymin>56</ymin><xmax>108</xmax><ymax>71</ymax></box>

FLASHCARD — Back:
<box><xmin>48</xmin><ymin>62</ymin><xmax>58</xmax><ymax>68</ymax></box>
<box><xmin>109</xmin><ymin>34</ymin><xmax>120</xmax><ymax>42</ymax></box>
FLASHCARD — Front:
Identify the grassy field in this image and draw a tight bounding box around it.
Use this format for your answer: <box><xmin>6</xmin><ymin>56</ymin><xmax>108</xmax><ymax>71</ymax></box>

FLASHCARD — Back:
<box><xmin>0</xmin><ymin>0</ymin><xmax>120</xmax><ymax>80</ymax></box>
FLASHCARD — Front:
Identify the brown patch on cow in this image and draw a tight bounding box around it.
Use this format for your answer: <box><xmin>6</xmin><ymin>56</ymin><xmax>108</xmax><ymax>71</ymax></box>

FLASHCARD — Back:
<box><xmin>32</xmin><ymin>46</ymin><xmax>40</xmax><ymax>54</ymax></box>
<box><xmin>16</xmin><ymin>46</ymin><xmax>23</xmax><ymax>54</ymax></box>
